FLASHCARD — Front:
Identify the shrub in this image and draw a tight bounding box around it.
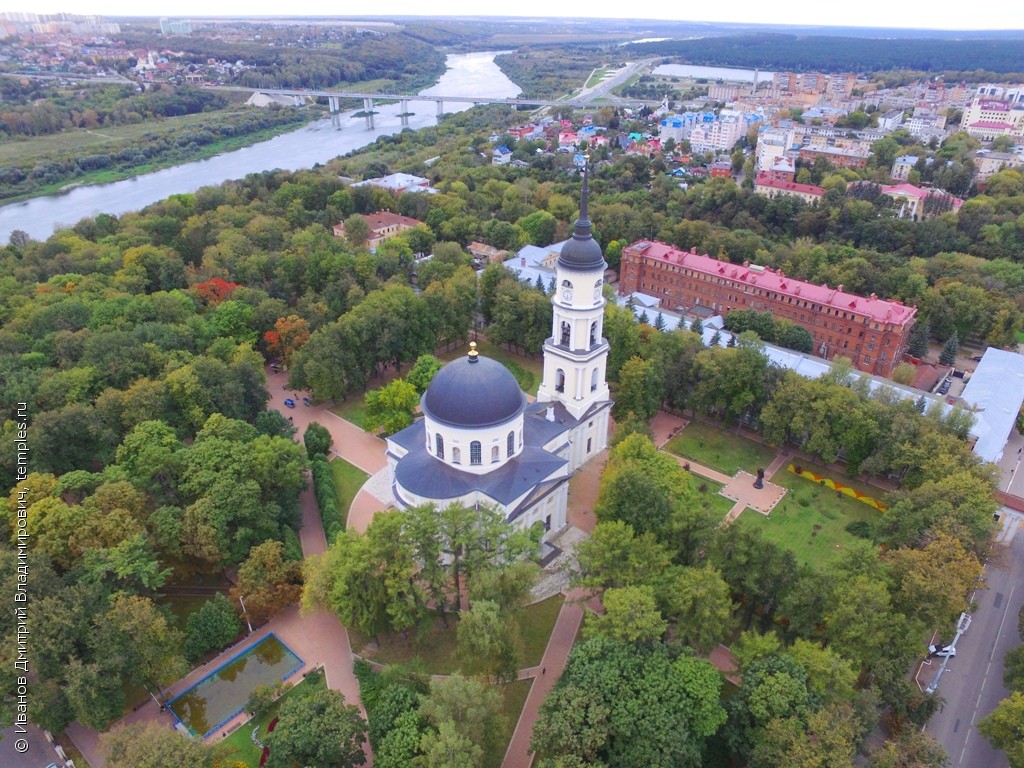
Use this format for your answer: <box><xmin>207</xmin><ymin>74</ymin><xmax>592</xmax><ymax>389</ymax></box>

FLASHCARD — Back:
<box><xmin>845</xmin><ymin>520</ymin><xmax>873</xmax><ymax>539</ymax></box>
<box><xmin>311</xmin><ymin>456</ymin><xmax>344</xmax><ymax>543</ymax></box>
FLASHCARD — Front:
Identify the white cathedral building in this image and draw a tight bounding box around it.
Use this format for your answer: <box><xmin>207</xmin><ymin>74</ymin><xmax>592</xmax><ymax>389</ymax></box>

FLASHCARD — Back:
<box><xmin>385</xmin><ymin>170</ymin><xmax>612</xmax><ymax>541</ymax></box>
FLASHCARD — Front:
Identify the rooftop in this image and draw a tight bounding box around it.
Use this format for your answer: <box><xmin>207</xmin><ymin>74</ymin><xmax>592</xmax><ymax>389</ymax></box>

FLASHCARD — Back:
<box><xmin>625</xmin><ymin>240</ymin><xmax>916</xmax><ymax>327</ymax></box>
<box><xmin>960</xmin><ymin>348</ymin><xmax>1024</xmax><ymax>464</ymax></box>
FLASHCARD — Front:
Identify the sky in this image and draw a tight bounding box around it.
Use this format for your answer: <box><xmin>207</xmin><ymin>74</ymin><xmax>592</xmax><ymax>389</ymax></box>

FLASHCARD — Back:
<box><xmin>14</xmin><ymin>2</ymin><xmax>1024</xmax><ymax>32</ymax></box>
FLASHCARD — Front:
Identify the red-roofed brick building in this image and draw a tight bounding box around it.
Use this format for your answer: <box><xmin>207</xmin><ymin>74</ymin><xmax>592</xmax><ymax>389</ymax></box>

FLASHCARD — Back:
<box><xmin>619</xmin><ymin>240</ymin><xmax>917</xmax><ymax>377</ymax></box>
<box><xmin>753</xmin><ymin>172</ymin><xmax>825</xmax><ymax>204</ymax></box>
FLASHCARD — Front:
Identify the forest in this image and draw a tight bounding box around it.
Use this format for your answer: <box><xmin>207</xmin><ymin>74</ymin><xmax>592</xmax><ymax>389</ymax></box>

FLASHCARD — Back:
<box><xmin>628</xmin><ymin>33</ymin><xmax>1024</xmax><ymax>77</ymax></box>
<box><xmin>0</xmin><ymin>97</ymin><xmax>1021</xmax><ymax>765</ymax></box>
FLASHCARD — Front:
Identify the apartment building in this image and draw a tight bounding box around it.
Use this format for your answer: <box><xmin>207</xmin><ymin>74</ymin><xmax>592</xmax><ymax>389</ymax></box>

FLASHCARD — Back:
<box><xmin>618</xmin><ymin>240</ymin><xmax>916</xmax><ymax>377</ymax></box>
<box><xmin>961</xmin><ymin>96</ymin><xmax>1024</xmax><ymax>141</ymax></box>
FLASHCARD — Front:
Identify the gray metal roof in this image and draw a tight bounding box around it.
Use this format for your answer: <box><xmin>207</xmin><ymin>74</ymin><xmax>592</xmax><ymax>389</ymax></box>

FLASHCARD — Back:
<box><xmin>394</xmin><ymin>445</ymin><xmax>568</xmax><ymax>506</ymax></box>
<box><xmin>961</xmin><ymin>348</ymin><xmax>1024</xmax><ymax>463</ymax></box>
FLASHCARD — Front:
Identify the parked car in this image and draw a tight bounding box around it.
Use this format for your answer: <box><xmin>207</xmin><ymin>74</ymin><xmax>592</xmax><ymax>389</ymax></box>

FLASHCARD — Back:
<box><xmin>928</xmin><ymin>643</ymin><xmax>956</xmax><ymax>658</ymax></box>
<box><xmin>283</xmin><ymin>398</ymin><xmax>296</xmax><ymax>408</ymax></box>
<box><xmin>938</xmin><ymin>379</ymin><xmax>951</xmax><ymax>395</ymax></box>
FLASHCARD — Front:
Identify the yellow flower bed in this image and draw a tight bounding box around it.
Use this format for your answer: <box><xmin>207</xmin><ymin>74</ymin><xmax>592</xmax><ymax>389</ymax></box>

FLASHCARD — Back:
<box><xmin>787</xmin><ymin>464</ymin><xmax>887</xmax><ymax>512</ymax></box>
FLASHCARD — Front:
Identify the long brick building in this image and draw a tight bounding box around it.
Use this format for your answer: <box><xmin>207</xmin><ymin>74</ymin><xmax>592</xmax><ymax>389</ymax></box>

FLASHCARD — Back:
<box><xmin>619</xmin><ymin>240</ymin><xmax>916</xmax><ymax>377</ymax></box>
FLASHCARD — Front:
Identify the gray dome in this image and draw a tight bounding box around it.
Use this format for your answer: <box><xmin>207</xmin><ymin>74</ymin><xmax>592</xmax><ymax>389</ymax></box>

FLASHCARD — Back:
<box><xmin>557</xmin><ymin>224</ymin><xmax>606</xmax><ymax>272</ymax></box>
<box><xmin>422</xmin><ymin>349</ymin><xmax>525</xmax><ymax>428</ymax></box>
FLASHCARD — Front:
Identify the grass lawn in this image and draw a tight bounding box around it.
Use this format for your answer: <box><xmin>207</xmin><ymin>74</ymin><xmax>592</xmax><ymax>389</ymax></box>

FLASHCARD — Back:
<box><xmin>664</xmin><ymin>421</ymin><xmax>778</xmax><ymax>476</ymax></box>
<box><xmin>329</xmin><ymin>394</ymin><xmax>369</xmax><ymax>429</ymax></box>
<box><xmin>693</xmin><ymin>478</ymin><xmax>737</xmax><ymax>520</ymax></box>
<box><xmin>330</xmin><ymin>457</ymin><xmax>369</xmax><ymax>522</ymax></box>
<box><xmin>353</xmin><ymin>594</ymin><xmax>564</xmax><ymax>674</ymax></box>
<box><xmin>586</xmin><ymin>67</ymin><xmax>611</xmax><ymax>88</ymax></box>
<box><xmin>486</xmin><ymin>679</ymin><xmax>533</xmax><ymax>768</ymax></box>
<box><xmin>218</xmin><ymin>671</ymin><xmax>326</xmax><ymax>767</ymax></box>
<box><xmin>736</xmin><ymin>467</ymin><xmax>883</xmax><ymax>569</ymax></box>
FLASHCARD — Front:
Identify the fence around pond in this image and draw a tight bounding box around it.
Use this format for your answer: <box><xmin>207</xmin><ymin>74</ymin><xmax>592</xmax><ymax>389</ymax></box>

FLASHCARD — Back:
<box><xmin>166</xmin><ymin>633</ymin><xmax>304</xmax><ymax>739</ymax></box>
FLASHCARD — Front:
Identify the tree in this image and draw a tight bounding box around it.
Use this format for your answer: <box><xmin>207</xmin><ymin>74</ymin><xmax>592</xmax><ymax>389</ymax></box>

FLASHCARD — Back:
<box><xmin>661</xmin><ymin>565</ymin><xmax>735</xmax><ymax>654</ymax></box>
<box><xmin>977</xmin><ymin>691</ymin><xmax>1024</xmax><ymax>768</ymax></box>
<box><xmin>230</xmin><ymin>540</ymin><xmax>303</xmax><ymax>626</ymax></box>
<box><xmin>364</xmin><ymin>378</ymin><xmax>419</xmax><ymax>436</ymax></box>
<box><xmin>612</xmin><ymin>356</ymin><xmax>663</xmax><ymax>421</ymax></box>
<box><xmin>265</xmin><ymin>314</ymin><xmax>311</xmax><ymax>368</ymax></box>
<box><xmin>456</xmin><ymin>600</ymin><xmax>521</xmax><ymax>681</ymax></box>
<box><xmin>419</xmin><ymin>674</ymin><xmax>505</xmax><ymax>758</ymax></box>
<box><xmin>518</xmin><ymin>210</ymin><xmax>558</xmax><ymax>246</ymax></box>
<box><xmin>102</xmin><ymin>721</ymin><xmax>220</xmax><ymax>768</ymax></box>
<box><xmin>583</xmin><ymin>585</ymin><xmax>667</xmax><ymax>644</ymax></box>
<box><xmin>573</xmin><ymin>520</ymin><xmax>673</xmax><ymax>595</ymax></box>
<box><xmin>406</xmin><ymin>354</ymin><xmax>442</xmax><ymax>393</ymax></box>
<box><xmin>1003</xmin><ymin>645</ymin><xmax>1024</xmax><ymax>693</ymax></box>
<box><xmin>343</xmin><ymin>214</ymin><xmax>370</xmax><ymax>247</ymax></box>
<box><xmin>184</xmin><ymin>594</ymin><xmax>242</xmax><ymax>661</ymax></box>
<box><xmin>265</xmin><ymin>688</ymin><xmax>368</xmax><ymax>768</ymax></box>
<box><xmin>940</xmin><ymin>331</ymin><xmax>959</xmax><ymax>366</ymax></box>
<box><xmin>907</xmin><ymin>320</ymin><xmax>930</xmax><ymax>358</ymax></box>
<box><xmin>303</xmin><ymin>421</ymin><xmax>333</xmax><ymax>459</ymax></box>
<box><xmin>418</xmin><ymin>719</ymin><xmax>483</xmax><ymax>768</ymax></box>
<box><xmin>689</xmin><ymin>317</ymin><xmax>704</xmax><ymax>337</ymax></box>
<box><xmin>93</xmin><ymin>594</ymin><xmax>187</xmax><ymax>697</ymax></box>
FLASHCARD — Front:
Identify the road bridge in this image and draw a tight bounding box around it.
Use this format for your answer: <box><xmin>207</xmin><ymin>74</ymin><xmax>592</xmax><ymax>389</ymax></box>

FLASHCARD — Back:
<box><xmin>205</xmin><ymin>85</ymin><xmax>660</xmax><ymax>129</ymax></box>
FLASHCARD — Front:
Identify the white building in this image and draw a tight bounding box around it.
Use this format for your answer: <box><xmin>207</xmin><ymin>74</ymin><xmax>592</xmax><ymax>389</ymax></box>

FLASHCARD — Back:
<box><xmin>386</xmin><ymin>170</ymin><xmax>612</xmax><ymax>541</ymax></box>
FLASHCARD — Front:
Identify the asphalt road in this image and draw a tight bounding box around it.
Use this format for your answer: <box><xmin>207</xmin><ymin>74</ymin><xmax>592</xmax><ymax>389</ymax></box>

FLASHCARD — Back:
<box><xmin>925</xmin><ymin>523</ymin><xmax>1023</xmax><ymax>768</ymax></box>
<box><xmin>0</xmin><ymin>724</ymin><xmax>62</xmax><ymax>768</ymax></box>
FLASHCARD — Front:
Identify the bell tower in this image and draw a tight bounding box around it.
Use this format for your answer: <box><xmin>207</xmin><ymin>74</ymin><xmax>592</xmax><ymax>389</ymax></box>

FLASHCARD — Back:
<box><xmin>537</xmin><ymin>162</ymin><xmax>611</xmax><ymax>448</ymax></box>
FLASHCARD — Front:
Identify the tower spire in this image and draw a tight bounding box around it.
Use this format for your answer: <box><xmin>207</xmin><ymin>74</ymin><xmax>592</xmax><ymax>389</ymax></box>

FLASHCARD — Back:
<box><xmin>573</xmin><ymin>157</ymin><xmax>592</xmax><ymax>241</ymax></box>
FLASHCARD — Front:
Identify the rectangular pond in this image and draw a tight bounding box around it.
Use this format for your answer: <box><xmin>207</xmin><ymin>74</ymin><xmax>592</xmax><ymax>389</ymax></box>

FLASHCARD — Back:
<box><xmin>166</xmin><ymin>633</ymin><xmax>304</xmax><ymax>739</ymax></box>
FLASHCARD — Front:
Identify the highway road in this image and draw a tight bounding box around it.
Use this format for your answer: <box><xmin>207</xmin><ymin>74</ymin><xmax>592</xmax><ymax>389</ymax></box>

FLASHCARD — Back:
<box><xmin>925</xmin><ymin>516</ymin><xmax>1023</xmax><ymax>768</ymax></box>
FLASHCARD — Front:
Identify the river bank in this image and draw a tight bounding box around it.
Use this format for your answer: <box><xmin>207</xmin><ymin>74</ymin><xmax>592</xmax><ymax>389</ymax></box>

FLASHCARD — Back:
<box><xmin>0</xmin><ymin>52</ymin><xmax>521</xmax><ymax>244</ymax></box>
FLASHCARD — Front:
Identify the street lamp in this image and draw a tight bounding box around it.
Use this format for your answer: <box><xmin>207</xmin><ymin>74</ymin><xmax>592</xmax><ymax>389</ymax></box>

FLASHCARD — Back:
<box><xmin>239</xmin><ymin>595</ymin><xmax>253</xmax><ymax>633</ymax></box>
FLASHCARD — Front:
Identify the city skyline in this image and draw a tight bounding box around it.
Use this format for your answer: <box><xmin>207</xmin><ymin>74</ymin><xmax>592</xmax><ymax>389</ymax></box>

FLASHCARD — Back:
<box><xmin>11</xmin><ymin>2</ymin><xmax>1024</xmax><ymax>33</ymax></box>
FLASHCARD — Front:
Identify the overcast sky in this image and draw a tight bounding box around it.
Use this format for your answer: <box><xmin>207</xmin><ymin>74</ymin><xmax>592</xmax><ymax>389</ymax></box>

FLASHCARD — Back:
<box><xmin>16</xmin><ymin>1</ymin><xmax>1024</xmax><ymax>32</ymax></box>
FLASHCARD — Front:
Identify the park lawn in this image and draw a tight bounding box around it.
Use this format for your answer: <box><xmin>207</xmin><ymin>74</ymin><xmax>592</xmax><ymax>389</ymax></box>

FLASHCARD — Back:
<box><xmin>330</xmin><ymin>457</ymin><xmax>369</xmax><ymax>523</ymax></box>
<box><xmin>329</xmin><ymin>395</ymin><xmax>369</xmax><ymax>429</ymax></box>
<box><xmin>736</xmin><ymin>467</ymin><xmax>883</xmax><ymax>569</ymax></box>
<box><xmin>485</xmin><ymin>679</ymin><xmax>533</xmax><ymax>768</ymax></box>
<box><xmin>693</xmin><ymin>478</ymin><xmax>737</xmax><ymax>520</ymax></box>
<box><xmin>353</xmin><ymin>595</ymin><xmax>564</xmax><ymax>674</ymax></box>
<box><xmin>664</xmin><ymin>420</ymin><xmax>778</xmax><ymax>476</ymax></box>
<box><xmin>218</xmin><ymin>671</ymin><xmax>327</xmax><ymax>767</ymax></box>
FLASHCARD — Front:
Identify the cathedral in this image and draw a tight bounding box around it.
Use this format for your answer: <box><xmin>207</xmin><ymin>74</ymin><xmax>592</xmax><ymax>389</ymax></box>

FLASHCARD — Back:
<box><xmin>385</xmin><ymin>168</ymin><xmax>612</xmax><ymax>540</ymax></box>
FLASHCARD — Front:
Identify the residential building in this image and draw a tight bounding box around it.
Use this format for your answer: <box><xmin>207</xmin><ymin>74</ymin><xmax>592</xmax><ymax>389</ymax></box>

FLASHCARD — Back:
<box><xmin>877</xmin><ymin>108</ymin><xmax>905</xmax><ymax>131</ymax></box>
<box><xmin>973</xmin><ymin>149</ymin><xmax>1024</xmax><ymax>181</ymax></box>
<box><xmin>708</xmin><ymin>83</ymin><xmax>740</xmax><ymax>102</ymax></box>
<box><xmin>905</xmin><ymin>106</ymin><xmax>947</xmax><ymax>137</ymax></box>
<box><xmin>332</xmin><ymin>211</ymin><xmax>421</xmax><ymax>249</ymax></box>
<box><xmin>798</xmin><ymin>145</ymin><xmax>869</xmax><ymax>169</ymax></box>
<box><xmin>960</xmin><ymin>97</ymin><xmax>1024</xmax><ymax>141</ymax></box>
<box><xmin>709</xmin><ymin>160</ymin><xmax>733</xmax><ymax>178</ymax></box>
<box><xmin>753</xmin><ymin>172</ymin><xmax>826</xmax><ymax>205</ymax></box>
<box><xmin>618</xmin><ymin>240</ymin><xmax>916</xmax><ymax>377</ymax></box>
<box><xmin>492</xmin><ymin>145</ymin><xmax>512</xmax><ymax>165</ymax></box>
<box><xmin>890</xmin><ymin>155</ymin><xmax>918</xmax><ymax>181</ymax></box>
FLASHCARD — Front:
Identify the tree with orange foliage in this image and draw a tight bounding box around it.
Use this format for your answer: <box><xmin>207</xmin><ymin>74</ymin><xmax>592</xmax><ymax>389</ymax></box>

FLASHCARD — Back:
<box><xmin>265</xmin><ymin>314</ymin><xmax>311</xmax><ymax>368</ymax></box>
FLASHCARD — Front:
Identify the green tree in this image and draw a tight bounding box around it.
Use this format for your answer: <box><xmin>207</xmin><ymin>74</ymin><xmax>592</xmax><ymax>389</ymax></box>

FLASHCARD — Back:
<box><xmin>230</xmin><ymin>540</ymin><xmax>303</xmax><ymax>626</ymax></box>
<box><xmin>364</xmin><ymin>378</ymin><xmax>420</xmax><ymax>436</ymax></box>
<box><xmin>1003</xmin><ymin>645</ymin><xmax>1024</xmax><ymax>693</ymax></box>
<box><xmin>940</xmin><ymin>331</ymin><xmax>959</xmax><ymax>366</ymax></box>
<box><xmin>102</xmin><ymin>721</ymin><xmax>221</xmax><ymax>768</ymax></box>
<box><xmin>406</xmin><ymin>354</ymin><xmax>443</xmax><ymax>393</ymax></box>
<box><xmin>418</xmin><ymin>719</ymin><xmax>482</xmax><ymax>768</ymax></box>
<box><xmin>184</xmin><ymin>594</ymin><xmax>242</xmax><ymax>661</ymax></box>
<box><xmin>907</xmin><ymin>320</ymin><xmax>930</xmax><ymax>358</ymax></box>
<box><xmin>456</xmin><ymin>600</ymin><xmax>521</xmax><ymax>681</ymax></box>
<box><xmin>573</xmin><ymin>520</ymin><xmax>672</xmax><ymax>594</ymax></box>
<box><xmin>977</xmin><ymin>691</ymin><xmax>1024</xmax><ymax>768</ymax></box>
<box><xmin>419</xmin><ymin>673</ymin><xmax>505</xmax><ymax>758</ymax></box>
<box><xmin>343</xmin><ymin>214</ymin><xmax>370</xmax><ymax>247</ymax></box>
<box><xmin>303</xmin><ymin>421</ymin><xmax>334</xmax><ymax>459</ymax></box>
<box><xmin>583</xmin><ymin>585</ymin><xmax>667</xmax><ymax>644</ymax></box>
<box><xmin>661</xmin><ymin>565</ymin><xmax>735</xmax><ymax>654</ymax></box>
<box><xmin>265</xmin><ymin>688</ymin><xmax>368</xmax><ymax>768</ymax></box>
<box><xmin>613</xmin><ymin>356</ymin><xmax>663</xmax><ymax>421</ymax></box>
<box><xmin>519</xmin><ymin>210</ymin><xmax>558</xmax><ymax>246</ymax></box>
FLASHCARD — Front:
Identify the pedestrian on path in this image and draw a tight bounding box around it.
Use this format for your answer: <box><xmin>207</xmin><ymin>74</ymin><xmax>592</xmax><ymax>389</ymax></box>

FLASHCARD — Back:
<box><xmin>542</xmin><ymin>667</ymin><xmax>546</xmax><ymax>675</ymax></box>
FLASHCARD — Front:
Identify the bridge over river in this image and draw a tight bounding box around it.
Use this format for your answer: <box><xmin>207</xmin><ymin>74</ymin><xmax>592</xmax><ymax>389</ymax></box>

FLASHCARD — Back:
<box><xmin>205</xmin><ymin>85</ymin><xmax>662</xmax><ymax>129</ymax></box>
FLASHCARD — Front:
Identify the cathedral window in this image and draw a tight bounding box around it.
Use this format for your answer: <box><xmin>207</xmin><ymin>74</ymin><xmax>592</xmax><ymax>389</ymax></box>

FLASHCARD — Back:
<box><xmin>435</xmin><ymin>433</ymin><xmax>444</xmax><ymax>459</ymax></box>
<box><xmin>491</xmin><ymin>446</ymin><xmax>500</xmax><ymax>463</ymax></box>
<box><xmin>591</xmin><ymin>368</ymin><xmax>599</xmax><ymax>392</ymax></box>
<box><xmin>560</xmin><ymin>321</ymin><xmax>571</xmax><ymax>346</ymax></box>
<box><xmin>555</xmin><ymin>369</ymin><xmax>565</xmax><ymax>393</ymax></box>
<box><xmin>507</xmin><ymin>431</ymin><xmax>515</xmax><ymax>458</ymax></box>
<box><xmin>590</xmin><ymin>321</ymin><xmax>598</xmax><ymax>346</ymax></box>
<box><xmin>470</xmin><ymin>441</ymin><xmax>482</xmax><ymax>465</ymax></box>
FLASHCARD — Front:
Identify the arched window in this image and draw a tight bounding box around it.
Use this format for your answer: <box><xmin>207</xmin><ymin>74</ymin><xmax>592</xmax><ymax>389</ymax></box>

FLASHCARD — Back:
<box><xmin>435</xmin><ymin>433</ymin><xmax>444</xmax><ymax>459</ymax></box>
<box><xmin>507</xmin><ymin>431</ymin><xmax>515</xmax><ymax>457</ymax></box>
<box><xmin>560</xmin><ymin>320</ymin><xmax>571</xmax><ymax>346</ymax></box>
<box><xmin>470</xmin><ymin>441</ymin><xmax>482</xmax><ymax>465</ymax></box>
<box><xmin>452</xmin><ymin>447</ymin><xmax>461</xmax><ymax>464</ymax></box>
<box><xmin>491</xmin><ymin>445</ymin><xmax>500</xmax><ymax>463</ymax></box>
<box><xmin>561</xmin><ymin>279</ymin><xmax>573</xmax><ymax>288</ymax></box>
<box><xmin>590</xmin><ymin>320</ymin><xmax>598</xmax><ymax>346</ymax></box>
<box><xmin>555</xmin><ymin>368</ymin><xmax>565</xmax><ymax>393</ymax></box>
<box><xmin>591</xmin><ymin>367</ymin><xmax>599</xmax><ymax>392</ymax></box>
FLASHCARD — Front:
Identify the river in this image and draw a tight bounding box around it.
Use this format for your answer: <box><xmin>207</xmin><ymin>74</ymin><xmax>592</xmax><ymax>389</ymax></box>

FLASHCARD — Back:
<box><xmin>653</xmin><ymin>63</ymin><xmax>776</xmax><ymax>83</ymax></box>
<box><xmin>0</xmin><ymin>51</ymin><xmax>521</xmax><ymax>244</ymax></box>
